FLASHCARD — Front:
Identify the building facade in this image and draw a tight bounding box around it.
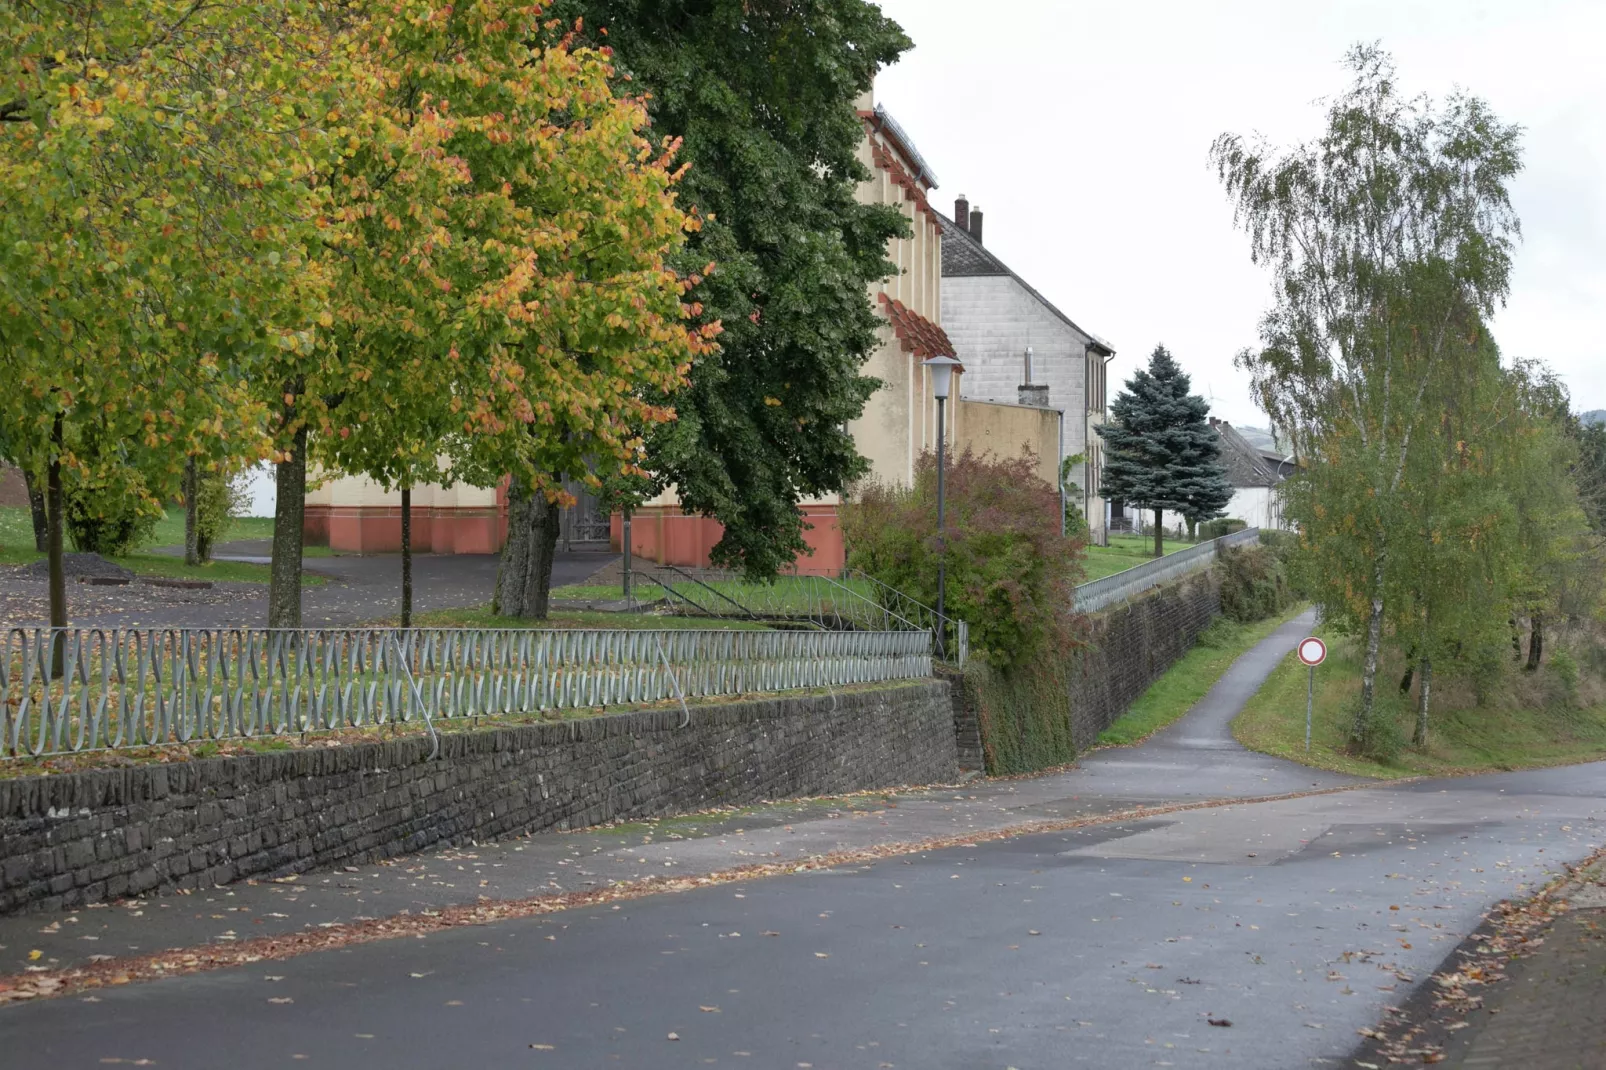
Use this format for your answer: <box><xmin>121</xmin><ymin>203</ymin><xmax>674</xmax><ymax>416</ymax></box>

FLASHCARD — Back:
<box><xmin>304</xmin><ymin>89</ymin><xmax>1062</xmax><ymax>566</ymax></box>
<box><xmin>936</xmin><ymin>197</ymin><xmax>1115</xmax><ymax>543</ymax></box>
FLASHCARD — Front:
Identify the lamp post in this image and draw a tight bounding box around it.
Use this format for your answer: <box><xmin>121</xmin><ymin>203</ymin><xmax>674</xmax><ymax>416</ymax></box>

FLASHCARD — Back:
<box><xmin>923</xmin><ymin>354</ymin><xmax>961</xmax><ymax>658</ymax></box>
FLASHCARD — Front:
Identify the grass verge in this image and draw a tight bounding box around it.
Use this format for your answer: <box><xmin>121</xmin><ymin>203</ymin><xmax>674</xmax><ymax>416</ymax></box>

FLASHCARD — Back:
<box><xmin>1233</xmin><ymin>635</ymin><xmax>1606</xmax><ymax>778</ymax></box>
<box><xmin>1</xmin><ymin>506</ymin><xmax>327</xmax><ymax>582</ymax></box>
<box><xmin>404</xmin><ymin>606</ymin><xmax>771</xmax><ymax>630</ymax></box>
<box><xmin>1096</xmin><ymin>604</ymin><xmax>1308</xmax><ymax>747</ymax></box>
<box><xmin>0</xmin><ymin>546</ymin><xmax>324</xmax><ymax>586</ymax></box>
<box><xmin>1083</xmin><ymin>532</ymin><xmax>1196</xmax><ymax>581</ymax></box>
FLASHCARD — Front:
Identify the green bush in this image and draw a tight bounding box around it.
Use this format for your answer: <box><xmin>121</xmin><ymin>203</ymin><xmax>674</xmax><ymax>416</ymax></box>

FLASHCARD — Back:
<box><xmin>65</xmin><ymin>468</ymin><xmax>159</xmax><ymax>556</ymax></box>
<box><xmin>194</xmin><ymin>470</ymin><xmax>248</xmax><ymax>561</ymax></box>
<box><xmin>1357</xmin><ymin>698</ymin><xmax>1405</xmax><ymax>762</ymax></box>
<box><xmin>1198</xmin><ymin>517</ymin><xmax>1248</xmax><ymax>540</ymax></box>
<box><xmin>1217</xmin><ymin>544</ymin><xmax>1293</xmax><ymax>623</ymax></box>
<box><xmin>842</xmin><ymin>448</ymin><xmax>1084</xmax><ymax>668</ymax></box>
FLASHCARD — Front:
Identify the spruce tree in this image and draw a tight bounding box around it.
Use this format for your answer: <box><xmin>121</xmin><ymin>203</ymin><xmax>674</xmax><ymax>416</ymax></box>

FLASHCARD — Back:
<box><xmin>1097</xmin><ymin>345</ymin><xmax>1234</xmax><ymax>557</ymax></box>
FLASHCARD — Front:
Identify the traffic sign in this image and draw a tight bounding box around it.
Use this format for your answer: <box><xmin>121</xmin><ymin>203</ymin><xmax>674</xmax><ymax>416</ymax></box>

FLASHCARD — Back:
<box><xmin>1297</xmin><ymin>636</ymin><xmax>1327</xmax><ymax>667</ymax></box>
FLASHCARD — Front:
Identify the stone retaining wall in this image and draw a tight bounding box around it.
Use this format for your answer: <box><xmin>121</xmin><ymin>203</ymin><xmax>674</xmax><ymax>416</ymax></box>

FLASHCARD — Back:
<box><xmin>1066</xmin><ymin>569</ymin><xmax>1221</xmax><ymax>747</ymax></box>
<box><xmin>0</xmin><ymin>681</ymin><xmax>957</xmax><ymax>915</ymax></box>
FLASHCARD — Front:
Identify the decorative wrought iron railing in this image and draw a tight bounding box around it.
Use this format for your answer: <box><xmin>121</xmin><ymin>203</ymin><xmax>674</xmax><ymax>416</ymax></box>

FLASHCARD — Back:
<box><xmin>631</xmin><ymin>565</ymin><xmax>968</xmax><ymax>666</ymax></box>
<box><xmin>1</xmin><ymin>626</ymin><xmax>933</xmax><ymax>759</ymax></box>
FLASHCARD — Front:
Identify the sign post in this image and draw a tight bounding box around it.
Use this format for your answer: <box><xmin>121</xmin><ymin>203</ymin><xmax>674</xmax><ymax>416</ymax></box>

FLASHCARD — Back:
<box><xmin>1297</xmin><ymin>637</ymin><xmax>1327</xmax><ymax>752</ymax></box>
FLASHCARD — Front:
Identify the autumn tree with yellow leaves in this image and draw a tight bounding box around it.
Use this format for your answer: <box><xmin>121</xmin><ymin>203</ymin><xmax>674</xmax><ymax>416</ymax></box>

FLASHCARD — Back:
<box><xmin>290</xmin><ymin>2</ymin><xmax>713</xmax><ymax>626</ymax></box>
<box><xmin>0</xmin><ymin>1</ymin><xmax>340</xmax><ymax>647</ymax></box>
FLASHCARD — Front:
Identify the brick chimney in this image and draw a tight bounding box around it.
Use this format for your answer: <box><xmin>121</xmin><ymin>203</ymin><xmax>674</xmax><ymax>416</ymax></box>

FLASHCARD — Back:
<box><xmin>953</xmin><ymin>195</ymin><xmax>970</xmax><ymax>233</ymax></box>
<box><xmin>969</xmin><ymin>207</ymin><xmax>984</xmax><ymax>244</ymax></box>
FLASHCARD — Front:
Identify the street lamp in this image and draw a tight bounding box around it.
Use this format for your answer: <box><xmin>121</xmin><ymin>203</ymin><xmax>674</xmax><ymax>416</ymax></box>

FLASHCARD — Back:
<box><xmin>923</xmin><ymin>354</ymin><xmax>961</xmax><ymax>657</ymax></box>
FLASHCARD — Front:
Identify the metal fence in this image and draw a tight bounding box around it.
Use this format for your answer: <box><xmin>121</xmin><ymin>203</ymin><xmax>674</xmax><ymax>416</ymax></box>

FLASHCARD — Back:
<box><xmin>1</xmin><ymin>626</ymin><xmax>933</xmax><ymax>759</ymax></box>
<box><xmin>1073</xmin><ymin>528</ymin><xmax>1262</xmax><ymax>613</ymax></box>
<box><xmin>627</xmin><ymin>564</ymin><xmax>969</xmax><ymax>667</ymax></box>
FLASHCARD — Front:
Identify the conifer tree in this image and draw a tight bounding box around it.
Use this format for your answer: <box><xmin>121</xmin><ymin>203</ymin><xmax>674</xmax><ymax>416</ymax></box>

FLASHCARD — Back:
<box><xmin>1097</xmin><ymin>346</ymin><xmax>1233</xmax><ymax>557</ymax></box>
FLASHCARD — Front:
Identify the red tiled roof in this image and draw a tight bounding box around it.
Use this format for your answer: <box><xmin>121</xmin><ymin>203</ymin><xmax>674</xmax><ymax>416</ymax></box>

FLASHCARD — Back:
<box><xmin>877</xmin><ymin>292</ymin><xmax>958</xmax><ymax>359</ymax></box>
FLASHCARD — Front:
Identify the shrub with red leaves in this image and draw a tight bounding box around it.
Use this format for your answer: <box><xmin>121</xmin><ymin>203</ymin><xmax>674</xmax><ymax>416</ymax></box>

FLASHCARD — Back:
<box><xmin>841</xmin><ymin>448</ymin><xmax>1084</xmax><ymax>667</ymax></box>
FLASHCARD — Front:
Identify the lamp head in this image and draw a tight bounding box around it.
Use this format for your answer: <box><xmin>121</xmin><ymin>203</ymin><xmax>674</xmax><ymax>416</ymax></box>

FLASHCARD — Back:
<box><xmin>922</xmin><ymin>354</ymin><xmax>962</xmax><ymax>400</ymax></box>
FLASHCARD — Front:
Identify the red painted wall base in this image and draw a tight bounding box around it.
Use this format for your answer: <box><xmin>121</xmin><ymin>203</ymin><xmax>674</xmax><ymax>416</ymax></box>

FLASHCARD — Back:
<box><xmin>610</xmin><ymin>504</ymin><xmax>845</xmax><ymax>571</ymax></box>
<box><xmin>304</xmin><ymin>505</ymin><xmax>508</xmax><ymax>555</ymax></box>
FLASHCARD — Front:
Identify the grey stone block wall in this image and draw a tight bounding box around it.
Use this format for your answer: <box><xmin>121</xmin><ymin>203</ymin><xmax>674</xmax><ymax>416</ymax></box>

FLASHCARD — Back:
<box><xmin>1066</xmin><ymin>569</ymin><xmax>1222</xmax><ymax>748</ymax></box>
<box><xmin>0</xmin><ymin>681</ymin><xmax>958</xmax><ymax>915</ymax></box>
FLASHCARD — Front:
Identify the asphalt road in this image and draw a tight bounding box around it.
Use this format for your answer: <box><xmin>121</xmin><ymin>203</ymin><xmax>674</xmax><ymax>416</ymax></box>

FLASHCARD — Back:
<box><xmin>3</xmin><ymin>612</ymin><xmax>1604</xmax><ymax>1069</ymax></box>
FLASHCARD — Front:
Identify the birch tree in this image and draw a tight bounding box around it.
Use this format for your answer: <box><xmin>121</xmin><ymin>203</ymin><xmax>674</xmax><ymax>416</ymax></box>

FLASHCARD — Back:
<box><xmin>1212</xmin><ymin>44</ymin><xmax>1523</xmax><ymax>746</ymax></box>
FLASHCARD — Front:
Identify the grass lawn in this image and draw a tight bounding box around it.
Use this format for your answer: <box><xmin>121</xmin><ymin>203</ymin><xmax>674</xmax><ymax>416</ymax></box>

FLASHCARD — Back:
<box><xmin>548</xmin><ymin>575</ymin><xmax>880</xmax><ymax>618</ymax></box>
<box><xmin>1</xmin><ymin>505</ymin><xmax>326</xmax><ymax>583</ymax></box>
<box><xmin>550</xmin><ymin>582</ymin><xmax>670</xmax><ymax>602</ymax></box>
<box><xmin>1233</xmin><ymin>634</ymin><xmax>1606</xmax><ymax>778</ymax></box>
<box><xmin>403</xmin><ymin>606</ymin><xmax>773</xmax><ymax>630</ymax></box>
<box><xmin>1096</xmin><ymin>604</ymin><xmax>1308</xmax><ymax>747</ymax></box>
<box><xmin>1082</xmin><ymin>532</ymin><xmax>1197</xmax><ymax>582</ymax></box>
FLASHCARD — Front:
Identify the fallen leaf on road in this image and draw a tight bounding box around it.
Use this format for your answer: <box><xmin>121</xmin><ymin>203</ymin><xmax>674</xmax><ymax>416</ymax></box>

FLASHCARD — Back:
<box><xmin>529</xmin><ymin>1044</ymin><xmax>555</xmax><ymax>1051</ymax></box>
<box><xmin>268</xmin><ymin>997</ymin><xmax>293</xmax><ymax>1004</ymax></box>
<box><xmin>1207</xmin><ymin>1018</ymin><xmax>1231</xmax><ymax>1027</ymax></box>
<box><xmin>667</xmin><ymin>1032</ymin><xmax>680</xmax><ymax>1041</ymax></box>
<box><xmin>699</xmin><ymin>1006</ymin><xmax>720</xmax><ymax>1013</ymax></box>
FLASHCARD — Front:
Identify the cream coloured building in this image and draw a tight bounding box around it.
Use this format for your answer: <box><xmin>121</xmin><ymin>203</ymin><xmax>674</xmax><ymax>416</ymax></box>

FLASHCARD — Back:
<box><xmin>305</xmin><ymin>87</ymin><xmax>1064</xmax><ymax>564</ymax></box>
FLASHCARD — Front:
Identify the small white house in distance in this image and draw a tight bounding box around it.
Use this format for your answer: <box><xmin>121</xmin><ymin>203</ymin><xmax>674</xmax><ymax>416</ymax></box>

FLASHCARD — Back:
<box><xmin>1210</xmin><ymin>418</ymin><xmax>1298</xmax><ymax>531</ymax></box>
<box><xmin>1109</xmin><ymin>418</ymin><xmax>1299</xmax><ymax>535</ymax></box>
<box><xmin>936</xmin><ymin>196</ymin><xmax>1116</xmax><ymax>544</ymax></box>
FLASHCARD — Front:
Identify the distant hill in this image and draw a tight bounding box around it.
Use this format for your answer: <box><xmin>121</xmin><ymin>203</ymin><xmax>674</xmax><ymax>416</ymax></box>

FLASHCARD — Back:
<box><xmin>1583</xmin><ymin>409</ymin><xmax>1606</xmax><ymax>427</ymax></box>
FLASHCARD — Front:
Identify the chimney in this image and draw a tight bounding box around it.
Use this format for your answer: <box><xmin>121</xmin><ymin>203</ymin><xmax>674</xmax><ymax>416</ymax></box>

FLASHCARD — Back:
<box><xmin>953</xmin><ymin>195</ymin><xmax>970</xmax><ymax>233</ymax></box>
<box><xmin>1018</xmin><ymin>383</ymin><xmax>1050</xmax><ymax>407</ymax></box>
<box><xmin>969</xmin><ymin>207</ymin><xmax>984</xmax><ymax>244</ymax></box>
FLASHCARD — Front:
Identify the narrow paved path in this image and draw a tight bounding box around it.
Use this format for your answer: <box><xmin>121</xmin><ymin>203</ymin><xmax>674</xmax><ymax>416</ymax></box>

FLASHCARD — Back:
<box><xmin>3</xmin><ymin>615</ymin><xmax>1604</xmax><ymax>1069</ymax></box>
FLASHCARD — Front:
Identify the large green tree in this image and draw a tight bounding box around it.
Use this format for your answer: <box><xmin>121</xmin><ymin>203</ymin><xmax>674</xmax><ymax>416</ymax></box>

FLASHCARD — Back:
<box><xmin>1213</xmin><ymin>44</ymin><xmax>1523</xmax><ymax>746</ymax></box>
<box><xmin>1096</xmin><ymin>345</ymin><xmax>1232</xmax><ymax>558</ymax></box>
<box><xmin>554</xmin><ymin>0</ymin><xmax>912</xmax><ymax>578</ymax></box>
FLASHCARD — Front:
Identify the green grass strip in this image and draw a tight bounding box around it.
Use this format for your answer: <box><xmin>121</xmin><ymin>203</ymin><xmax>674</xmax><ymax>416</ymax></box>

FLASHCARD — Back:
<box><xmin>1096</xmin><ymin>603</ymin><xmax>1308</xmax><ymax>747</ymax></box>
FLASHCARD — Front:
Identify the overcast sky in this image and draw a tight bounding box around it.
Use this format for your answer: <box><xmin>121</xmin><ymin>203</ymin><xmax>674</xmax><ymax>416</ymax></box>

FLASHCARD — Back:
<box><xmin>871</xmin><ymin>0</ymin><xmax>1606</xmax><ymax>427</ymax></box>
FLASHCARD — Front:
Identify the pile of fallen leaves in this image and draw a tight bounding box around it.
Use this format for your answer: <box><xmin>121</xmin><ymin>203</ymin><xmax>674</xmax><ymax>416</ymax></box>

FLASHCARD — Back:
<box><xmin>1353</xmin><ymin>844</ymin><xmax>1606</xmax><ymax>1066</ymax></box>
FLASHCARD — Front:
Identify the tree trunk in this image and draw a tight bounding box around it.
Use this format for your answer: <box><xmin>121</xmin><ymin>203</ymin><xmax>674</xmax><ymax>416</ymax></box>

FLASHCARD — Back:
<box><xmin>183</xmin><ymin>457</ymin><xmax>200</xmax><ymax>566</ymax></box>
<box><xmin>1525</xmin><ymin>612</ymin><xmax>1544</xmax><ymax>671</ymax></box>
<box><xmin>268</xmin><ymin>424</ymin><xmax>307</xmax><ymax>629</ymax></box>
<box><xmin>23</xmin><ymin>467</ymin><xmax>48</xmax><ymax>552</ymax></box>
<box><xmin>1153</xmin><ymin>507</ymin><xmax>1164</xmax><ymax>558</ymax></box>
<box><xmin>400</xmin><ymin>484</ymin><xmax>413</xmax><ymax>628</ymax></box>
<box><xmin>1186</xmin><ymin>516</ymin><xmax>1197</xmax><ymax>542</ymax></box>
<box><xmin>1351</xmin><ymin>554</ymin><xmax>1387</xmax><ymax>747</ymax></box>
<box><xmin>1399</xmin><ymin>664</ymin><xmax>1414</xmax><ymax>694</ymax></box>
<box><xmin>47</xmin><ymin>414</ymin><xmax>67</xmax><ymax>674</ymax></box>
<box><xmin>1412</xmin><ymin>657</ymin><xmax>1432</xmax><ymax>747</ymax></box>
<box><xmin>1510</xmin><ymin>619</ymin><xmax>1522</xmax><ymax>661</ymax></box>
<box><xmin>496</xmin><ymin>481</ymin><xmax>561</xmax><ymax>619</ymax></box>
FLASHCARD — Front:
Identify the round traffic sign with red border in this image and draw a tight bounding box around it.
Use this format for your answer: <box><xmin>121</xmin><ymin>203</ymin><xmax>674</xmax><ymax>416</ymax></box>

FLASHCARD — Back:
<box><xmin>1297</xmin><ymin>636</ymin><xmax>1327</xmax><ymax>667</ymax></box>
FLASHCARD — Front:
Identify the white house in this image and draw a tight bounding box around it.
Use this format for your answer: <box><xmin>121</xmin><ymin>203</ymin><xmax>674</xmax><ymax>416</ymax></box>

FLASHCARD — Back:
<box><xmin>1108</xmin><ymin>418</ymin><xmax>1298</xmax><ymax>535</ymax></box>
<box><xmin>936</xmin><ymin>196</ymin><xmax>1116</xmax><ymax>544</ymax></box>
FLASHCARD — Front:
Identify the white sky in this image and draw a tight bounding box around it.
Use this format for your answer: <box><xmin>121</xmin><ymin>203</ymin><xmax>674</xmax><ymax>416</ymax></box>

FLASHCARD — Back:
<box><xmin>872</xmin><ymin>0</ymin><xmax>1606</xmax><ymax>426</ymax></box>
